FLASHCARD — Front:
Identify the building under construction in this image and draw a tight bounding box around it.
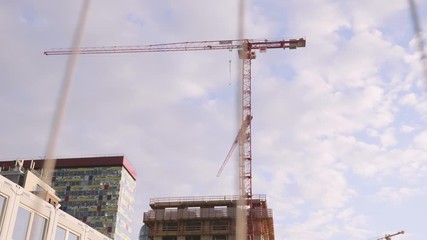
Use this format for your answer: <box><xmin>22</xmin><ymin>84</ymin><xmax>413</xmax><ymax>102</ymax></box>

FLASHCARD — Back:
<box><xmin>142</xmin><ymin>194</ymin><xmax>274</xmax><ymax>240</ymax></box>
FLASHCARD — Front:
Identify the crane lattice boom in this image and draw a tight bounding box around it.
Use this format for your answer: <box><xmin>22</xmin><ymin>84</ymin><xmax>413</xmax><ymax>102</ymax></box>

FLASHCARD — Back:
<box><xmin>44</xmin><ymin>38</ymin><xmax>305</xmax><ymax>55</ymax></box>
<box><xmin>45</xmin><ymin>37</ymin><xmax>306</xmax><ymax>240</ymax></box>
<box><xmin>377</xmin><ymin>231</ymin><xmax>405</xmax><ymax>240</ymax></box>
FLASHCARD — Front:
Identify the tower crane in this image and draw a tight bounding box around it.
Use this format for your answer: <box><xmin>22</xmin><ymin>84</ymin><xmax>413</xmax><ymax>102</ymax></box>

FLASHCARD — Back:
<box><xmin>45</xmin><ymin>37</ymin><xmax>306</xmax><ymax>239</ymax></box>
<box><xmin>377</xmin><ymin>231</ymin><xmax>405</xmax><ymax>240</ymax></box>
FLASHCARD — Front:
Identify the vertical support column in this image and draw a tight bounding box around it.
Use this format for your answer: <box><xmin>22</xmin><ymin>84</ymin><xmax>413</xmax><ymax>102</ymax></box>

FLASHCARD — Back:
<box><xmin>238</xmin><ymin>40</ymin><xmax>254</xmax><ymax>240</ymax></box>
<box><xmin>240</xmin><ymin>58</ymin><xmax>252</xmax><ymax>200</ymax></box>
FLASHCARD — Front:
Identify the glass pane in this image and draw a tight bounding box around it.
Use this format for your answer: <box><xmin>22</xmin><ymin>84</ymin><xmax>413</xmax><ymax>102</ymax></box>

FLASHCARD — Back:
<box><xmin>12</xmin><ymin>207</ymin><xmax>31</xmax><ymax>240</ymax></box>
<box><xmin>55</xmin><ymin>226</ymin><xmax>66</xmax><ymax>240</ymax></box>
<box><xmin>0</xmin><ymin>195</ymin><xmax>6</xmax><ymax>222</ymax></box>
<box><xmin>68</xmin><ymin>232</ymin><xmax>79</xmax><ymax>240</ymax></box>
<box><xmin>30</xmin><ymin>213</ymin><xmax>47</xmax><ymax>240</ymax></box>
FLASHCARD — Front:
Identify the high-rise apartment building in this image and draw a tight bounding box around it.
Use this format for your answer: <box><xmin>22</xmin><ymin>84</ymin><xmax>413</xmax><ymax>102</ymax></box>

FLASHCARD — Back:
<box><xmin>142</xmin><ymin>194</ymin><xmax>274</xmax><ymax>240</ymax></box>
<box><xmin>0</xmin><ymin>155</ymin><xmax>137</xmax><ymax>240</ymax></box>
<box><xmin>0</xmin><ymin>161</ymin><xmax>111</xmax><ymax>240</ymax></box>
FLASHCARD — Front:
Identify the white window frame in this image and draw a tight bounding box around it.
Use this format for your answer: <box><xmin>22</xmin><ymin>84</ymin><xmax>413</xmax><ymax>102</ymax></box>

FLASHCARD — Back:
<box><xmin>13</xmin><ymin>205</ymin><xmax>49</xmax><ymax>240</ymax></box>
<box><xmin>55</xmin><ymin>224</ymin><xmax>80</xmax><ymax>240</ymax></box>
<box><xmin>0</xmin><ymin>194</ymin><xmax>8</xmax><ymax>233</ymax></box>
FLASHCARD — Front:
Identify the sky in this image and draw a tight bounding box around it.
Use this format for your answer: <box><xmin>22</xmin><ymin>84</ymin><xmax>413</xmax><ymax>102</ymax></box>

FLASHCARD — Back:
<box><xmin>1</xmin><ymin>0</ymin><xmax>427</xmax><ymax>240</ymax></box>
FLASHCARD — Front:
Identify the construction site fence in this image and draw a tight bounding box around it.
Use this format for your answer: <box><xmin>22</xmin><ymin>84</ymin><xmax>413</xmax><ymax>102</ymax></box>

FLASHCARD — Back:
<box><xmin>143</xmin><ymin>207</ymin><xmax>273</xmax><ymax>221</ymax></box>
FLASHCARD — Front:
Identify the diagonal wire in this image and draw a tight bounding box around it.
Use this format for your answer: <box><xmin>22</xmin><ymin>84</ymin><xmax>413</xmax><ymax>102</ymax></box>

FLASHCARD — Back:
<box><xmin>29</xmin><ymin>2</ymin><xmax>91</xmax><ymax>240</ymax></box>
<box><xmin>408</xmin><ymin>0</ymin><xmax>427</xmax><ymax>88</ymax></box>
<box><xmin>42</xmin><ymin>0</ymin><xmax>91</xmax><ymax>185</ymax></box>
<box><xmin>236</xmin><ymin>0</ymin><xmax>247</xmax><ymax>239</ymax></box>
<box><xmin>42</xmin><ymin>1</ymin><xmax>245</xmax><ymax>240</ymax></box>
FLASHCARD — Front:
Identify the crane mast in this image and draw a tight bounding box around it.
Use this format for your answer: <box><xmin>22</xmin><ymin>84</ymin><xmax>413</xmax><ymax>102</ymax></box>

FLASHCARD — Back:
<box><xmin>45</xmin><ymin>37</ymin><xmax>306</xmax><ymax>240</ymax></box>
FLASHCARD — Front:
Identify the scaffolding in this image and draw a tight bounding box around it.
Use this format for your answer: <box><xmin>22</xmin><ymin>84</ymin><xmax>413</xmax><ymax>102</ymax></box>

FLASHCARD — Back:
<box><xmin>143</xmin><ymin>195</ymin><xmax>274</xmax><ymax>240</ymax></box>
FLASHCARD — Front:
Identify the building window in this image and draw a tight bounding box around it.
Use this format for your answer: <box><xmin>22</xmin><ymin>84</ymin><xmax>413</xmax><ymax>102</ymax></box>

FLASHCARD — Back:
<box><xmin>162</xmin><ymin>221</ymin><xmax>178</xmax><ymax>231</ymax></box>
<box><xmin>214</xmin><ymin>206</ymin><xmax>227</xmax><ymax>217</ymax></box>
<box><xmin>185</xmin><ymin>236</ymin><xmax>201</xmax><ymax>240</ymax></box>
<box><xmin>12</xmin><ymin>207</ymin><xmax>31</xmax><ymax>240</ymax></box>
<box><xmin>56</xmin><ymin>225</ymin><xmax>80</xmax><ymax>240</ymax></box>
<box><xmin>55</xmin><ymin>226</ymin><xmax>66</xmax><ymax>240</ymax></box>
<box><xmin>30</xmin><ymin>213</ymin><xmax>47</xmax><ymax>240</ymax></box>
<box><xmin>186</xmin><ymin>206</ymin><xmax>200</xmax><ymax>217</ymax></box>
<box><xmin>12</xmin><ymin>206</ymin><xmax>47</xmax><ymax>240</ymax></box>
<box><xmin>184</xmin><ymin>220</ymin><xmax>201</xmax><ymax>231</ymax></box>
<box><xmin>0</xmin><ymin>195</ymin><xmax>7</xmax><ymax>229</ymax></box>
<box><xmin>212</xmin><ymin>220</ymin><xmax>228</xmax><ymax>231</ymax></box>
<box><xmin>162</xmin><ymin>237</ymin><xmax>177</xmax><ymax>240</ymax></box>
<box><xmin>68</xmin><ymin>232</ymin><xmax>79</xmax><ymax>240</ymax></box>
<box><xmin>212</xmin><ymin>235</ymin><xmax>227</xmax><ymax>240</ymax></box>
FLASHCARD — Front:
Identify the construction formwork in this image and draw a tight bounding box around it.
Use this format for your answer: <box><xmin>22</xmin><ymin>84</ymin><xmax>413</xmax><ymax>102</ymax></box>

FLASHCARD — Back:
<box><xmin>143</xmin><ymin>194</ymin><xmax>274</xmax><ymax>240</ymax></box>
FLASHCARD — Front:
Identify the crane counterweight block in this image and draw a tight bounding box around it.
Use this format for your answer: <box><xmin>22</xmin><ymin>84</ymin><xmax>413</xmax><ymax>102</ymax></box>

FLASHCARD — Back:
<box><xmin>289</xmin><ymin>38</ymin><xmax>306</xmax><ymax>49</ymax></box>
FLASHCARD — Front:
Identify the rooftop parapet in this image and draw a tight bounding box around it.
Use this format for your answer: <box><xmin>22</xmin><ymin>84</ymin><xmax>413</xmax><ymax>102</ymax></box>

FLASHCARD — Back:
<box><xmin>149</xmin><ymin>194</ymin><xmax>267</xmax><ymax>209</ymax></box>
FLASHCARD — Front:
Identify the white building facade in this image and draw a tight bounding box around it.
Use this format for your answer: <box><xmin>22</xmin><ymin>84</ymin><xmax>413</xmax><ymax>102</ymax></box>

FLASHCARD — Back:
<box><xmin>0</xmin><ymin>174</ymin><xmax>111</xmax><ymax>240</ymax></box>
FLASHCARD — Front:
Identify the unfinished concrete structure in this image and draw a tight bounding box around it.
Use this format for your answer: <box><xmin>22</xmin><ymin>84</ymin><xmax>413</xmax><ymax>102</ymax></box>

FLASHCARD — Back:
<box><xmin>143</xmin><ymin>194</ymin><xmax>274</xmax><ymax>240</ymax></box>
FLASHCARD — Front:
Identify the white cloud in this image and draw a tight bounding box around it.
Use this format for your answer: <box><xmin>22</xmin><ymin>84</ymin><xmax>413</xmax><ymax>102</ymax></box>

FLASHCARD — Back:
<box><xmin>413</xmin><ymin>130</ymin><xmax>427</xmax><ymax>148</ymax></box>
<box><xmin>380</xmin><ymin>127</ymin><xmax>397</xmax><ymax>148</ymax></box>
<box><xmin>1</xmin><ymin>1</ymin><xmax>427</xmax><ymax>240</ymax></box>
<box><xmin>343</xmin><ymin>1</ymin><xmax>407</xmax><ymax>31</ymax></box>
<box><xmin>284</xmin><ymin>208</ymin><xmax>371</xmax><ymax>240</ymax></box>
<box><xmin>399</xmin><ymin>93</ymin><xmax>418</xmax><ymax>106</ymax></box>
<box><xmin>297</xmin><ymin>167</ymin><xmax>354</xmax><ymax>208</ymax></box>
<box><xmin>403</xmin><ymin>158</ymin><xmax>426</xmax><ymax>183</ymax></box>
<box><xmin>372</xmin><ymin>187</ymin><xmax>426</xmax><ymax>204</ymax></box>
<box><xmin>332</xmin><ymin>135</ymin><xmax>401</xmax><ymax>177</ymax></box>
<box><xmin>366</xmin><ymin>128</ymin><xmax>379</xmax><ymax>138</ymax></box>
<box><xmin>400</xmin><ymin>124</ymin><xmax>415</xmax><ymax>133</ymax></box>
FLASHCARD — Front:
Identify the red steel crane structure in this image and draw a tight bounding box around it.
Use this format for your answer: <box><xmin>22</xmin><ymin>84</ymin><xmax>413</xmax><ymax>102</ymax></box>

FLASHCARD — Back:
<box><xmin>45</xmin><ymin>37</ymin><xmax>306</xmax><ymax>239</ymax></box>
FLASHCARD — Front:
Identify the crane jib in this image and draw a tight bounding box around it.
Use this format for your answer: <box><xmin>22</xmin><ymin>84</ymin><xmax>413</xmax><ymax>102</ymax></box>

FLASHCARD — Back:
<box><xmin>44</xmin><ymin>38</ymin><xmax>305</xmax><ymax>55</ymax></box>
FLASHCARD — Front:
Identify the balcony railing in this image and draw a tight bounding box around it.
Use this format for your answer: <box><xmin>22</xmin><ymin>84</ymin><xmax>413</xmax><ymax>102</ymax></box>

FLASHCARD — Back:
<box><xmin>149</xmin><ymin>194</ymin><xmax>267</xmax><ymax>206</ymax></box>
<box><xmin>143</xmin><ymin>207</ymin><xmax>273</xmax><ymax>222</ymax></box>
